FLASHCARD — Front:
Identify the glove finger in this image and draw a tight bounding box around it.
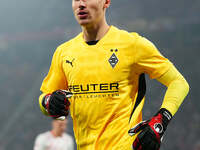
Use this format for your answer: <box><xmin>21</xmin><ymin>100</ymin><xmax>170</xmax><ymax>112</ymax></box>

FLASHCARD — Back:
<box><xmin>129</xmin><ymin>121</ymin><xmax>148</xmax><ymax>136</ymax></box>
<box><xmin>138</xmin><ymin>127</ymin><xmax>152</xmax><ymax>145</ymax></box>
<box><xmin>62</xmin><ymin>90</ymin><xmax>73</xmax><ymax>98</ymax></box>
<box><xmin>155</xmin><ymin>142</ymin><xmax>160</xmax><ymax>150</ymax></box>
<box><xmin>132</xmin><ymin>137</ymin><xmax>141</xmax><ymax>150</ymax></box>
<box><xmin>49</xmin><ymin>96</ymin><xmax>70</xmax><ymax>115</ymax></box>
<box><xmin>50</xmin><ymin>99</ymin><xmax>65</xmax><ymax>109</ymax></box>
<box><xmin>48</xmin><ymin>105</ymin><xmax>60</xmax><ymax>115</ymax></box>
<box><xmin>51</xmin><ymin>98</ymin><xmax>70</xmax><ymax>110</ymax></box>
<box><xmin>49</xmin><ymin>104</ymin><xmax>68</xmax><ymax>116</ymax></box>
<box><xmin>160</xmin><ymin>135</ymin><xmax>164</xmax><ymax>142</ymax></box>
<box><xmin>52</xmin><ymin>91</ymin><xmax>72</xmax><ymax>106</ymax></box>
<box><xmin>53</xmin><ymin>94</ymin><xmax>66</xmax><ymax>103</ymax></box>
<box><xmin>139</xmin><ymin>127</ymin><xmax>160</xmax><ymax>150</ymax></box>
<box><xmin>53</xmin><ymin>95</ymin><xmax>71</xmax><ymax>107</ymax></box>
<box><xmin>64</xmin><ymin>98</ymin><xmax>70</xmax><ymax>106</ymax></box>
<box><xmin>148</xmin><ymin>139</ymin><xmax>160</xmax><ymax>150</ymax></box>
<box><xmin>52</xmin><ymin>91</ymin><xmax>66</xmax><ymax>102</ymax></box>
<box><xmin>133</xmin><ymin>138</ymin><xmax>149</xmax><ymax>150</ymax></box>
<box><xmin>56</xmin><ymin>90</ymin><xmax>73</xmax><ymax>98</ymax></box>
<box><xmin>54</xmin><ymin>107</ymin><xmax>68</xmax><ymax>116</ymax></box>
<box><xmin>51</xmin><ymin>109</ymin><xmax>68</xmax><ymax>117</ymax></box>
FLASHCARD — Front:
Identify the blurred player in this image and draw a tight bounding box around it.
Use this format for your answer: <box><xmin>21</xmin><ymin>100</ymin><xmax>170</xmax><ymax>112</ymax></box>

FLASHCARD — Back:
<box><xmin>34</xmin><ymin>118</ymin><xmax>74</xmax><ymax>150</ymax></box>
<box><xmin>38</xmin><ymin>0</ymin><xmax>189</xmax><ymax>149</ymax></box>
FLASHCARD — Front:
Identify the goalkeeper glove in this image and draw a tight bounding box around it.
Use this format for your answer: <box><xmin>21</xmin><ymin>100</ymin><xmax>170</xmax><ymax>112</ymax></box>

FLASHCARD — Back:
<box><xmin>42</xmin><ymin>90</ymin><xmax>72</xmax><ymax>118</ymax></box>
<box><xmin>128</xmin><ymin>108</ymin><xmax>172</xmax><ymax>150</ymax></box>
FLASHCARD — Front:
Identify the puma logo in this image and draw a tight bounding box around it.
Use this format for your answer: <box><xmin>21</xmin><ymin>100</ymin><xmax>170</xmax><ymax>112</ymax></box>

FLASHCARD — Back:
<box><xmin>66</xmin><ymin>58</ymin><xmax>75</xmax><ymax>67</ymax></box>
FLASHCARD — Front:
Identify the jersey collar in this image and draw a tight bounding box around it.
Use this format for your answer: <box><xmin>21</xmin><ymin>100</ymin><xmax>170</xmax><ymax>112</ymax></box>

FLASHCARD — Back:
<box><xmin>78</xmin><ymin>25</ymin><xmax>116</xmax><ymax>48</ymax></box>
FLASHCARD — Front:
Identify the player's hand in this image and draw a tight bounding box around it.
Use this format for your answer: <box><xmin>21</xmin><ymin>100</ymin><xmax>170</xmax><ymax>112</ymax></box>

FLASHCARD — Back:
<box><xmin>42</xmin><ymin>90</ymin><xmax>73</xmax><ymax>118</ymax></box>
<box><xmin>128</xmin><ymin>108</ymin><xmax>172</xmax><ymax>150</ymax></box>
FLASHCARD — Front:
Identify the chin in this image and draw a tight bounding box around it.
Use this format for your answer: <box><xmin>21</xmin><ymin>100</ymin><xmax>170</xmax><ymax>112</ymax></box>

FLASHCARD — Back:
<box><xmin>77</xmin><ymin>19</ymin><xmax>92</xmax><ymax>26</ymax></box>
<box><xmin>79</xmin><ymin>22</ymin><xmax>90</xmax><ymax>26</ymax></box>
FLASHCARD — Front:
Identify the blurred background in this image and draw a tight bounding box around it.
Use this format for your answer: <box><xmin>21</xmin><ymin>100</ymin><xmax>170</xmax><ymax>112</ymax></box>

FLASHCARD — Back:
<box><xmin>0</xmin><ymin>0</ymin><xmax>199</xmax><ymax>149</ymax></box>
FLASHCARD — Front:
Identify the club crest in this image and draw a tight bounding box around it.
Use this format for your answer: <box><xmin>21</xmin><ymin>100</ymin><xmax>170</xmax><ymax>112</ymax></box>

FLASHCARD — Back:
<box><xmin>108</xmin><ymin>49</ymin><xmax>118</xmax><ymax>68</ymax></box>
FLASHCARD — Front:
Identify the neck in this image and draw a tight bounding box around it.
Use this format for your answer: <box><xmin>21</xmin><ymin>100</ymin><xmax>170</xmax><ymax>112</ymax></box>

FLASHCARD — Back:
<box><xmin>51</xmin><ymin>130</ymin><xmax>62</xmax><ymax>137</ymax></box>
<box><xmin>81</xmin><ymin>20</ymin><xmax>110</xmax><ymax>42</ymax></box>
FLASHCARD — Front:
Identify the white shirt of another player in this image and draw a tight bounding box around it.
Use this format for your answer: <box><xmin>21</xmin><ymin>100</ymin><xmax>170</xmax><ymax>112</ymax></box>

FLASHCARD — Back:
<box><xmin>34</xmin><ymin>131</ymin><xmax>74</xmax><ymax>150</ymax></box>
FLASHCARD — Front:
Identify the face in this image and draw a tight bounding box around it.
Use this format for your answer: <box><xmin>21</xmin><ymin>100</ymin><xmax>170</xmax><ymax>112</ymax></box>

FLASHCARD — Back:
<box><xmin>52</xmin><ymin>119</ymin><xmax>67</xmax><ymax>133</ymax></box>
<box><xmin>72</xmin><ymin>0</ymin><xmax>110</xmax><ymax>26</ymax></box>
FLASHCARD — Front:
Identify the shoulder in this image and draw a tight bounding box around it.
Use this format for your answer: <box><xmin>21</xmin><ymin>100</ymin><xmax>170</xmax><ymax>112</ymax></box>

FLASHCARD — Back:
<box><xmin>133</xmin><ymin>34</ymin><xmax>159</xmax><ymax>54</ymax></box>
<box><xmin>47</xmin><ymin>33</ymin><xmax>81</xmax><ymax>59</ymax></box>
<box><xmin>110</xmin><ymin>26</ymin><xmax>141</xmax><ymax>45</ymax></box>
<box><xmin>35</xmin><ymin>131</ymin><xmax>51</xmax><ymax>142</ymax></box>
<box><xmin>63</xmin><ymin>133</ymin><xmax>73</xmax><ymax>139</ymax></box>
<box><xmin>63</xmin><ymin>133</ymin><xmax>74</xmax><ymax>142</ymax></box>
<box><xmin>56</xmin><ymin>33</ymin><xmax>82</xmax><ymax>53</ymax></box>
<box><xmin>112</xmin><ymin>26</ymin><xmax>140</xmax><ymax>38</ymax></box>
<box><xmin>116</xmin><ymin>29</ymin><xmax>158</xmax><ymax>54</ymax></box>
<box><xmin>113</xmin><ymin>26</ymin><xmax>151</xmax><ymax>43</ymax></box>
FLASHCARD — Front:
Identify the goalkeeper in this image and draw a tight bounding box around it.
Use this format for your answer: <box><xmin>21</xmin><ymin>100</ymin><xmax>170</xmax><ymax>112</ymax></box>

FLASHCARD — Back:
<box><xmin>38</xmin><ymin>0</ymin><xmax>189</xmax><ymax>149</ymax></box>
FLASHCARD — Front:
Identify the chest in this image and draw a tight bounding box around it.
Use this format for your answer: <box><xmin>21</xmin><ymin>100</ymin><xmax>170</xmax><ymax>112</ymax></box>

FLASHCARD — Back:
<box><xmin>45</xmin><ymin>137</ymin><xmax>69</xmax><ymax>150</ymax></box>
<box><xmin>62</xmin><ymin>45</ymin><xmax>135</xmax><ymax>85</ymax></box>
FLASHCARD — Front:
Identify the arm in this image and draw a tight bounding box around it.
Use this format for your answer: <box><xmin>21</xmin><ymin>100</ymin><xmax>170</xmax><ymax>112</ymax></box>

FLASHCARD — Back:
<box><xmin>157</xmin><ymin>64</ymin><xmax>189</xmax><ymax>116</ymax></box>
<box><xmin>129</xmin><ymin>34</ymin><xmax>189</xmax><ymax>150</ymax></box>
<box><xmin>39</xmin><ymin>47</ymin><xmax>72</xmax><ymax>118</ymax></box>
<box><xmin>129</xmin><ymin>65</ymin><xmax>189</xmax><ymax>150</ymax></box>
<box><xmin>40</xmin><ymin>47</ymin><xmax>67</xmax><ymax>94</ymax></box>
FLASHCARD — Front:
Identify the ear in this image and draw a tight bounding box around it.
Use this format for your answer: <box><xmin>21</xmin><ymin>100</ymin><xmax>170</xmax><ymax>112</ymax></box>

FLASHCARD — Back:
<box><xmin>104</xmin><ymin>0</ymin><xmax>111</xmax><ymax>8</ymax></box>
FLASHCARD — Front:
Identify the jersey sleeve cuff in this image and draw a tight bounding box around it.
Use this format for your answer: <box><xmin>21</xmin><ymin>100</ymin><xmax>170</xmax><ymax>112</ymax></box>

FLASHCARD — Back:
<box><xmin>39</xmin><ymin>93</ymin><xmax>49</xmax><ymax>116</ymax></box>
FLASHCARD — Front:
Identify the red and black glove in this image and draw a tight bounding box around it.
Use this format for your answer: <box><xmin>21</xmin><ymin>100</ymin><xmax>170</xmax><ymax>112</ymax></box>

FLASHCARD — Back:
<box><xmin>42</xmin><ymin>90</ymin><xmax>72</xmax><ymax>118</ymax></box>
<box><xmin>128</xmin><ymin>108</ymin><xmax>172</xmax><ymax>150</ymax></box>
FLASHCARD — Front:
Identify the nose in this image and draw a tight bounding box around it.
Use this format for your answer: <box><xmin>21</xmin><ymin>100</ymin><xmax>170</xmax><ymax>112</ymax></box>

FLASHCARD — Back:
<box><xmin>79</xmin><ymin>0</ymin><xmax>86</xmax><ymax>9</ymax></box>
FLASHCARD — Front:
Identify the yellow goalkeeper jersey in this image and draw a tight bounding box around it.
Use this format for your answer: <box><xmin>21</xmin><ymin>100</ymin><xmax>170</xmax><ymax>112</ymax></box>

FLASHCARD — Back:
<box><xmin>40</xmin><ymin>26</ymin><xmax>172</xmax><ymax>150</ymax></box>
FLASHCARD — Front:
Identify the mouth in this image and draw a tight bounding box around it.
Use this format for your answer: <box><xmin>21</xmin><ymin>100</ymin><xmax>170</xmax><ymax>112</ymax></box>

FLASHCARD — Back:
<box><xmin>77</xmin><ymin>11</ymin><xmax>88</xmax><ymax>19</ymax></box>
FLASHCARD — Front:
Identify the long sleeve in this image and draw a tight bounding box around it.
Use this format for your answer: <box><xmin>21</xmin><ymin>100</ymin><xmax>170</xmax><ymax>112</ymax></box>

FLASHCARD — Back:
<box><xmin>157</xmin><ymin>64</ymin><xmax>190</xmax><ymax>116</ymax></box>
<box><xmin>40</xmin><ymin>47</ymin><xmax>67</xmax><ymax>94</ymax></box>
<box><xmin>38</xmin><ymin>93</ymin><xmax>49</xmax><ymax>116</ymax></box>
